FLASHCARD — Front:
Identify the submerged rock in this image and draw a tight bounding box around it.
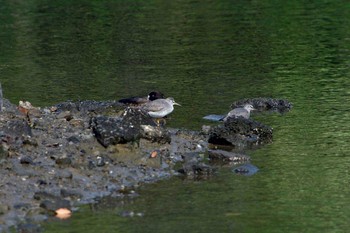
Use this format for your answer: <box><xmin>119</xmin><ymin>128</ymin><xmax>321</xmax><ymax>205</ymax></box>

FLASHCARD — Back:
<box><xmin>233</xmin><ymin>163</ymin><xmax>259</xmax><ymax>176</ymax></box>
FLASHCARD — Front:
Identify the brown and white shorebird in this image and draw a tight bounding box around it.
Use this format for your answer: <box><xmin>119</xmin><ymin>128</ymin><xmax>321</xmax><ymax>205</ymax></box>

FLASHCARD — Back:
<box><xmin>222</xmin><ymin>104</ymin><xmax>255</xmax><ymax>121</ymax></box>
<box><xmin>142</xmin><ymin>97</ymin><xmax>181</xmax><ymax>118</ymax></box>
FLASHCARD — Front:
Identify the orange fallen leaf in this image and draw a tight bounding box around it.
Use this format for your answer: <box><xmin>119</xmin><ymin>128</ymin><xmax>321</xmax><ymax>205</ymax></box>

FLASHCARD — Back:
<box><xmin>55</xmin><ymin>208</ymin><xmax>72</xmax><ymax>219</ymax></box>
<box><xmin>150</xmin><ymin>151</ymin><xmax>158</xmax><ymax>158</ymax></box>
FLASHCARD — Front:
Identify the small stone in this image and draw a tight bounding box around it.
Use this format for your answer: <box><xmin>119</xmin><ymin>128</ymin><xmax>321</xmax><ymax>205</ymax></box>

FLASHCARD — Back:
<box><xmin>70</xmin><ymin>119</ymin><xmax>84</xmax><ymax>127</ymax></box>
<box><xmin>40</xmin><ymin>199</ymin><xmax>71</xmax><ymax>212</ymax></box>
<box><xmin>56</xmin><ymin>170</ymin><xmax>73</xmax><ymax>179</ymax></box>
<box><xmin>60</xmin><ymin>189</ymin><xmax>83</xmax><ymax>199</ymax></box>
<box><xmin>56</xmin><ymin>111</ymin><xmax>73</xmax><ymax>121</ymax></box>
<box><xmin>67</xmin><ymin>136</ymin><xmax>80</xmax><ymax>144</ymax></box>
<box><xmin>20</xmin><ymin>156</ymin><xmax>34</xmax><ymax>165</ymax></box>
<box><xmin>96</xmin><ymin>156</ymin><xmax>106</xmax><ymax>167</ymax></box>
<box><xmin>55</xmin><ymin>157</ymin><xmax>72</xmax><ymax>166</ymax></box>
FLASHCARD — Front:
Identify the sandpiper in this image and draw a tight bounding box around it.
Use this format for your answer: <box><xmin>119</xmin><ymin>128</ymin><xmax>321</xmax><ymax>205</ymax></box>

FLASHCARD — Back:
<box><xmin>118</xmin><ymin>91</ymin><xmax>164</xmax><ymax>106</ymax></box>
<box><xmin>142</xmin><ymin>97</ymin><xmax>181</xmax><ymax>119</ymax></box>
<box><xmin>222</xmin><ymin>104</ymin><xmax>255</xmax><ymax>121</ymax></box>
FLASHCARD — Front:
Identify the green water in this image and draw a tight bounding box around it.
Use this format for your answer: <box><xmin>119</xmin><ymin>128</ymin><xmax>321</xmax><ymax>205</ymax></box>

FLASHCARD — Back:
<box><xmin>1</xmin><ymin>0</ymin><xmax>350</xmax><ymax>232</ymax></box>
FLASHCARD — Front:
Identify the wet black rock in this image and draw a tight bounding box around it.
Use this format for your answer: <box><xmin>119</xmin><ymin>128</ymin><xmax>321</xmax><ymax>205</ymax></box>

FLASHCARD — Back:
<box><xmin>92</xmin><ymin>116</ymin><xmax>125</xmax><ymax>146</ymax></box>
<box><xmin>231</xmin><ymin>97</ymin><xmax>292</xmax><ymax>114</ymax></box>
<box><xmin>19</xmin><ymin>156</ymin><xmax>34</xmax><ymax>165</ymax></box>
<box><xmin>208</xmin><ymin>117</ymin><xmax>273</xmax><ymax>147</ymax></box>
<box><xmin>91</xmin><ymin>107</ymin><xmax>168</xmax><ymax>147</ymax></box>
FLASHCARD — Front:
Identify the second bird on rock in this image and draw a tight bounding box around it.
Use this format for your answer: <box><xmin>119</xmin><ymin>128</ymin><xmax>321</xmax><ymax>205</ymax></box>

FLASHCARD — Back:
<box><xmin>222</xmin><ymin>104</ymin><xmax>255</xmax><ymax>121</ymax></box>
<box><xmin>142</xmin><ymin>97</ymin><xmax>181</xmax><ymax>118</ymax></box>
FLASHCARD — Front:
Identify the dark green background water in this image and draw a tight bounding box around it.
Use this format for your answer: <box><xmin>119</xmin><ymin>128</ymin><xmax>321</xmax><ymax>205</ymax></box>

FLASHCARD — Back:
<box><xmin>1</xmin><ymin>0</ymin><xmax>350</xmax><ymax>232</ymax></box>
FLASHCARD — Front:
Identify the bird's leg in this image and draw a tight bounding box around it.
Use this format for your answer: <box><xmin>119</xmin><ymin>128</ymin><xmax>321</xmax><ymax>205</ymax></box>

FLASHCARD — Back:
<box><xmin>154</xmin><ymin>118</ymin><xmax>166</xmax><ymax>127</ymax></box>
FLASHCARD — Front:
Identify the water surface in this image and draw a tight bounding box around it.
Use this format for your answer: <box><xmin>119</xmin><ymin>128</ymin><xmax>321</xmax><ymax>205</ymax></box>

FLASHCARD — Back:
<box><xmin>1</xmin><ymin>0</ymin><xmax>350</xmax><ymax>232</ymax></box>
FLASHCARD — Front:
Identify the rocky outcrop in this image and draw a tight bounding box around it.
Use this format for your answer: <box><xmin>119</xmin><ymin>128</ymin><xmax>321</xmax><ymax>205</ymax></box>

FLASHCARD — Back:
<box><xmin>208</xmin><ymin>117</ymin><xmax>273</xmax><ymax>147</ymax></box>
<box><xmin>0</xmin><ymin>96</ymin><xmax>290</xmax><ymax>231</ymax></box>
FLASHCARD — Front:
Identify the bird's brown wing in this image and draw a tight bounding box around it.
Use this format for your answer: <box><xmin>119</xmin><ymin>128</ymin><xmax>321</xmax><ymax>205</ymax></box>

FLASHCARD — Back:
<box><xmin>118</xmin><ymin>96</ymin><xmax>148</xmax><ymax>105</ymax></box>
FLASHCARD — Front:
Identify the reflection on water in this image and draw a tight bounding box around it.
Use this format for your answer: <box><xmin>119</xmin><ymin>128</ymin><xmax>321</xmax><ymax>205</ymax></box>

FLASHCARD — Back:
<box><xmin>2</xmin><ymin>0</ymin><xmax>350</xmax><ymax>232</ymax></box>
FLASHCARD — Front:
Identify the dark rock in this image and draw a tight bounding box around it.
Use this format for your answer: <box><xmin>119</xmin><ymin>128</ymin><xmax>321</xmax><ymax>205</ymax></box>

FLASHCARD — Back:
<box><xmin>40</xmin><ymin>199</ymin><xmax>70</xmax><ymax>212</ymax></box>
<box><xmin>91</xmin><ymin>116</ymin><xmax>126</xmax><ymax>146</ymax></box>
<box><xmin>208</xmin><ymin>117</ymin><xmax>273</xmax><ymax>147</ymax></box>
<box><xmin>67</xmin><ymin>136</ymin><xmax>80</xmax><ymax>144</ymax></box>
<box><xmin>208</xmin><ymin>149</ymin><xmax>250</xmax><ymax>162</ymax></box>
<box><xmin>55</xmin><ymin>157</ymin><xmax>72</xmax><ymax>166</ymax></box>
<box><xmin>35</xmin><ymin>191</ymin><xmax>71</xmax><ymax>212</ymax></box>
<box><xmin>20</xmin><ymin>156</ymin><xmax>34</xmax><ymax>165</ymax></box>
<box><xmin>91</xmin><ymin>108</ymin><xmax>159</xmax><ymax>147</ymax></box>
<box><xmin>231</xmin><ymin>97</ymin><xmax>292</xmax><ymax>114</ymax></box>
<box><xmin>36</xmin><ymin>180</ymin><xmax>48</xmax><ymax>186</ymax></box>
<box><xmin>60</xmin><ymin>189</ymin><xmax>83</xmax><ymax>199</ymax></box>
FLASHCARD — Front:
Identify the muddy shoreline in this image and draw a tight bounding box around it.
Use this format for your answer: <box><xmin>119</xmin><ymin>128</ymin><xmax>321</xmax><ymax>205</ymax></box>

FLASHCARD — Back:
<box><xmin>0</xmin><ymin>97</ymin><xmax>291</xmax><ymax>231</ymax></box>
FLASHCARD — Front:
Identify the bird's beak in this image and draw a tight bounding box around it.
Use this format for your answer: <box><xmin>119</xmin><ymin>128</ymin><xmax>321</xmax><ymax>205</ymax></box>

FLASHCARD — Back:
<box><xmin>174</xmin><ymin>102</ymin><xmax>181</xmax><ymax>106</ymax></box>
